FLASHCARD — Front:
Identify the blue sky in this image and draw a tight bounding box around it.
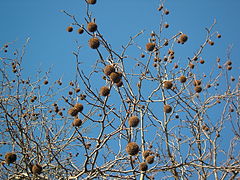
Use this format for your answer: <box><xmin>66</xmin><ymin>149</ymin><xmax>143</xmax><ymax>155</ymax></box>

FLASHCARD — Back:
<box><xmin>1</xmin><ymin>0</ymin><xmax>240</xmax><ymax>179</ymax></box>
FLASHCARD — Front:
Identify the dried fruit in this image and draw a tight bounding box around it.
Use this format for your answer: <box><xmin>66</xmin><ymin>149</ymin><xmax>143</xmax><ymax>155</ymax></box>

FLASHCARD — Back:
<box><xmin>128</xmin><ymin>116</ymin><xmax>140</xmax><ymax>127</ymax></box>
<box><xmin>139</xmin><ymin>162</ymin><xmax>148</xmax><ymax>171</ymax></box>
<box><xmin>32</xmin><ymin>164</ymin><xmax>42</xmax><ymax>174</ymax></box>
<box><xmin>126</xmin><ymin>142</ymin><xmax>139</xmax><ymax>156</ymax></box>
<box><xmin>146</xmin><ymin>155</ymin><xmax>155</xmax><ymax>164</ymax></box>
<box><xmin>100</xmin><ymin>86</ymin><xmax>110</xmax><ymax>96</ymax></box>
<box><xmin>77</xmin><ymin>28</ymin><xmax>84</xmax><ymax>34</ymax></box>
<box><xmin>164</xmin><ymin>104</ymin><xmax>172</xmax><ymax>113</ymax></box>
<box><xmin>146</xmin><ymin>42</ymin><xmax>155</xmax><ymax>51</ymax></box>
<box><xmin>68</xmin><ymin>107</ymin><xmax>78</xmax><ymax>116</ymax></box>
<box><xmin>104</xmin><ymin>65</ymin><xmax>115</xmax><ymax>76</ymax></box>
<box><xmin>87</xmin><ymin>22</ymin><xmax>98</xmax><ymax>32</ymax></box>
<box><xmin>43</xmin><ymin>80</ymin><xmax>48</xmax><ymax>85</ymax></box>
<box><xmin>179</xmin><ymin>76</ymin><xmax>187</xmax><ymax>83</ymax></box>
<box><xmin>5</xmin><ymin>152</ymin><xmax>17</xmax><ymax>165</ymax></box>
<box><xmin>73</xmin><ymin>118</ymin><xmax>82</xmax><ymax>127</ymax></box>
<box><xmin>163</xmin><ymin>81</ymin><xmax>173</xmax><ymax>89</ymax></box>
<box><xmin>89</xmin><ymin>38</ymin><xmax>100</xmax><ymax>49</ymax></box>
<box><xmin>143</xmin><ymin>150</ymin><xmax>152</xmax><ymax>159</ymax></box>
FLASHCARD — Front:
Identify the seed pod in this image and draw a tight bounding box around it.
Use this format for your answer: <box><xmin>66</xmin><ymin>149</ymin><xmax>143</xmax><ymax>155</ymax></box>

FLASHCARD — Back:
<box><xmin>146</xmin><ymin>155</ymin><xmax>155</xmax><ymax>164</ymax></box>
<box><xmin>100</xmin><ymin>86</ymin><xmax>110</xmax><ymax>96</ymax></box>
<box><xmin>73</xmin><ymin>118</ymin><xmax>82</xmax><ymax>127</ymax></box>
<box><xmin>178</xmin><ymin>34</ymin><xmax>188</xmax><ymax>44</ymax></box>
<box><xmin>87</xmin><ymin>0</ymin><xmax>96</xmax><ymax>4</ymax></box>
<box><xmin>32</xmin><ymin>164</ymin><xmax>42</xmax><ymax>174</ymax></box>
<box><xmin>163</xmin><ymin>81</ymin><xmax>173</xmax><ymax>89</ymax></box>
<box><xmin>143</xmin><ymin>150</ymin><xmax>152</xmax><ymax>159</ymax></box>
<box><xmin>193</xmin><ymin>80</ymin><xmax>201</xmax><ymax>86</ymax></box>
<box><xmin>89</xmin><ymin>38</ymin><xmax>100</xmax><ymax>49</ymax></box>
<box><xmin>116</xmin><ymin>80</ymin><xmax>123</xmax><ymax>87</ymax></box>
<box><xmin>74</xmin><ymin>103</ymin><xmax>83</xmax><ymax>113</ymax></box>
<box><xmin>128</xmin><ymin>116</ymin><xmax>140</xmax><ymax>127</ymax></box>
<box><xmin>5</xmin><ymin>152</ymin><xmax>17</xmax><ymax>165</ymax></box>
<box><xmin>68</xmin><ymin>107</ymin><xmax>78</xmax><ymax>116</ymax></box>
<box><xmin>194</xmin><ymin>86</ymin><xmax>202</xmax><ymax>93</ymax></box>
<box><xmin>87</xmin><ymin>22</ymin><xmax>98</xmax><ymax>32</ymax></box>
<box><xmin>110</xmin><ymin>72</ymin><xmax>122</xmax><ymax>83</ymax></box>
<box><xmin>77</xmin><ymin>28</ymin><xmax>84</xmax><ymax>34</ymax></box>
<box><xmin>164</xmin><ymin>104</ymin><xmax>172</xmax><ymax>113</ymax></box>
<box><xmin>126</xmin><ymin>142</ymin><xmax>139</xmax><ymax>156</ymax></box>
<box><xmin>139</xmin><ymin>162</ymin><xmax>148</xmax><ymax>171</ymax></box>
<box><xmin>104</xmin><ymin>65</ymin><xmax>115</xmax><ymax>76</ymax></box>
<box><xmin>179</xmin><ymin>75</ymin><xmax>187</xmax><ymax>83</ymax></box>
<box><xmin>146</xmin><ymin>43</ymin><xmax>155</xmax><ymax>51</ymax></box>
<box><xmin>66</xmin><ymin>26</ymin><xmax>73</xmax><ymax>32</ymax></box>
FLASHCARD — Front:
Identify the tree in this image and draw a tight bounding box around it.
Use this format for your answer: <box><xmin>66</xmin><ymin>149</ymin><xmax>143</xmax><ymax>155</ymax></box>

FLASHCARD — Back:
<box><xmin>0</xmin><ymin>1</ymin><xmax>239</xmax><ymax>179</ymax></box>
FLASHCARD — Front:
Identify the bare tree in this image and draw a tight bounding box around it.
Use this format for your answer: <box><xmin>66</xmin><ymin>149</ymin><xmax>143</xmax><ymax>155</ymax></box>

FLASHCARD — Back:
<box><xmin>0</xmin><ymin>1</ymin><xmax>239</xmax><ymax>179</ymax></box>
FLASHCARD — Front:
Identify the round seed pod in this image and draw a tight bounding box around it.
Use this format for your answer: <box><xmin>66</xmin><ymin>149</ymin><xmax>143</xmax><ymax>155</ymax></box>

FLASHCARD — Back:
<box><xmin>143</xmin><ymin>150</ymin><xmax>152</xmax><ymax>159</ymax></box>
<box><xmin>146</xmin><ymin>155</ymin><xmax>155</xmax><ymax>164</ymax></box>
<box><xmin>74</xmin><ymin>103</ymin><xmax>83</xmax><ymax>113</ymax></box>
<box><xmin>100</xmin><ymin>86</ymin><xmax>110</xmax><ymax>96</ymax></box>
<box><xmin>126</xmin><ymin>142</ymin><xmax>139</xmax><ymax>156</ymax></box>
<box><xmin>193</xmin><ymin>80</ymin><xmax>201</xmax><ymax>86</ymax></box>
<box><xmin>87</xmin><ymin>22</ymin><xmax>98</xmax><ymax>32</ymax></box>
<box><xmin>146</xmin><ymin>43</ymin><xmax>155</xmax><ymax>51</ymax></box>
<box><xmin>43</xmin><ymin>80</ymin><xmax>48</xmax><ymax>85</ymax></box>
<box><xmin>110</xmin><ymin>72</ymin><xmax>122</xmax><ymax>83</ymax></box>
<box><xmin>164</xmin><ymin>10</ymin><xmax>169</xmax><ymax>15</ymax></box>
<box><xmin>164</xmin><ymin>104</ymin><xmax>172</xmax><ymax>113</ymax></box>
<box><xmin>5</xmin><ymin>152</ymin><xmax>17</xmax><ymax>165</ymax></box>
<box><xmin>208</xmin><ymin>40</ymin><xmax>214</xmax><ymax>46</ymax></box>
<box><xmin>66</xmin><ymin>26</ymin><xmax>73</xmax><ymax>32</ymax></box>
<box><xmin>89</xmin><ymin>38</ymin><xmax>100</xmax><ymax>49</ymax></box>
<box><xmin>68</xmin><ymin>107</ymin><xmax>78</xmax><ymax>116</ymax></box>
<box><xmin>128</xmin><ymin>116</ymin><xmax>140</xmax><ymax>127</ymax></box>
<box><xmin>194</xmin><ymin>86</ymin><xmax>202</xmax><ymax>93</ymax></box>
<box><xmin>179</xmin><ymin>76</ymin><xmax>187</xmax><ymax>83</ymax></box>
<box><xmin>217</xmin><ymin>34</ymin><xmax>221</xmax><ymax>38</ymax></box>
<box><xmin>189</xmin><ymin>63</ymin><xmax>195</xmax><ymax>69</ymax></box>
<box><xmin>139</xmin><ymin>162</ymin><xmax>148</xmax><ymax>171</ymax></box>
<box><xmin>178</xmin><ymin>34</ymin><xmax>188</xmax><ymax>44</ymax></box>
<box><xmin>163</xmin><ymin>81</ymin><xmax>173</xmax><ymax>89</ymax></box>
<box><xmin>73</xmin><ymin>118</ymin><xmax>82</xmax><ymax>127</ymax></box>
<box><xmin>32</xmin><ymin>164</ymin><xmax>42</xmax><ymax>174</ymax></box>
<box><xmin>116</xmin><ymin>80</ymin><xmax>123</xmax><ymax>87</ymax></box>
<box><xmin>77</xmin><ymin>28</ymin><xmax>84</xmax><ymax>34</ymax></box>
<box><xmin>87</xmin><ymin>0</ymin><xmax>96</xmax><ymax>4</ymax></box>
<box><xmin>104</xmin><ymin>65</ymin><xmax>115</xmax><ymax>76</ymax></box>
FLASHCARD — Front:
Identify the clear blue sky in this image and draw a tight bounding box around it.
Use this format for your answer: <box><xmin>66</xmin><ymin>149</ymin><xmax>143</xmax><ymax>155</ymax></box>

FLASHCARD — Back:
<box><xmin>1</xmin><ymin>0</ymin><xmax>239</xmax><ymax>179</ymax></box>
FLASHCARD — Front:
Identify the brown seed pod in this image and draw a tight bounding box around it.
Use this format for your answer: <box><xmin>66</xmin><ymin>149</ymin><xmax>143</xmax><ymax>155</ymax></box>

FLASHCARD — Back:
<box><xmin>68</xmin><ymin>107</ymin><xmax>78</xmax><ymax>116</ymax></box>
<box><xmin>208</xmin><ymin>40</ymin><xmax>214</xmax><ymax>46</ymax></box>
<box><xmin>199</xmin><ymin>59</ymin><xmax>205</xmax><ymax>64</ymax></box>
<box><xmin>89</xmin><ymin>38</ymin><xmax>100</xmax><ymax>49</ymax></box>
<box><xmin>143</xmin><ymin>150</ymin><xmax>152</xmax><ymax>159</ymax></box>
<box><xmin>193</xmin><ymin>80</ymin><xmax>201</xmax><ymax>86</ymax></box>
<box><xmin>87</xmin><ymin>0</ymin><xmax>96</xmax><ymax>4</ymax></box>
<box><xmin>116</xmin><ymin>80</ymin><xmax>123</xmax><ymax>87</ymax></box>
<box><xmin>43</xmin><ymin>80</ymin><xmax>48</xmax><ymax>85</ymax></box>
<box><xmin>189</xmin><ymin>63</ymin><xmax>195</xmax><ymax>69</ymax></box>
<box><xmin>87</xmin><ymin>22</ymin><xmax>98</xmax><ymax>32</ymax></box>
<box><xmin>164</xmin><ymin>9</ymin><xmax>169</xmax><ymax>15</ymax></box>
<box><xmin>5</xmin><ymin>152</ymin><xmax>17</xmax><ymax>165</ymax></box>
<box><xmin>178</xmin><ymin>34</ymin><xmax>188</xmax><ymax>44</ymax></box>
<box><xmin>179</xmin><ymin>75</ymin><xmax>187</xmax><ymax>83</ymax></box>
<box><xmin>110</xmin><ymin>72</ymin><xmax>122</xmax><ymax>83</ymax></box>
<box><xmin>164</xmin><ymin>24</ymin><xmax>169</xmax><ymax>28</ymax></box>
<box><xmin>164</xmin><ymin>104</ymin><xmax>172</xmax><ymax>113</ymax></box>
<box><xmin>77</xmin><ymin>28</ymin><xmax>84</xmax><ymax>34</ymax></box>
<box><xmin>32</xmin><ymin>164</ymin><xmax>42</xmax><ymax>174</ymax></box>
<box><xmin>226</xmin><ymin>60</ymin><xmax>232</xmax><ymax>66</ymax></box>
<box><xmin>72</xmin><ymin>118</ymin><xmax>82</xmax><ymax>127</ymax></box>
<box><xmin>163</xmin><ymin>81</ymin><xmax>173</xmax><ymax>89</ymax></box>
<box><xmin>227</xmin><ymin>66</ymin><xmax>232</xmax><ymax>70</ymax></box>
<box><xmin>146</xmin><ymin>42</ymin><xmax>155</xmax><ymax>51</ymax></box>
<box><xmin>194</xmin><ymin>86</ymin><xmax>202</xmax><ymax>93</ymax></box>
<box><xmin>75</xmin><ymin>88</ymin><xmax>81</xmax><ymax>93</ymax></box>
<box><xmin>104</xmin><ymin>65</ymin><xmax>115</xmax><ymax>76</ymax></box>
<box><xmin>139</xmin><ymin>162</ymin><xmax>148</xmax><ymax>171</ymax></box>
<box><xmin>66</xmin><ymin>26</ymin><xmax>73</xmax><ymax>32</ymax></box>
<box><xmin>202</xmin><ymin>124</ymin><xmax>209</xmax><ymax>131</ymax></box>
<box><xmin>100</xmin><ymin>86</ymin><xmax>110</xmax><ymax>96</ymax></box>
<box><xmin>74</xmin><ymin>103</ymin><xmax>83</xmax><ymax>113</ymax></box>
<box><xmin>128</xmin><ymin>116</ymin><xmax>140</xmax><ymax>127</ymax></box>
<box><xmin>146</xmin><ymin>155</ymin><xmax>155</xmax><ymax>164</ymax></box>
<box><xmin>126</xmin><ymin>142</ymin><xmax>139</xmax><ymax>156</ymax></box>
